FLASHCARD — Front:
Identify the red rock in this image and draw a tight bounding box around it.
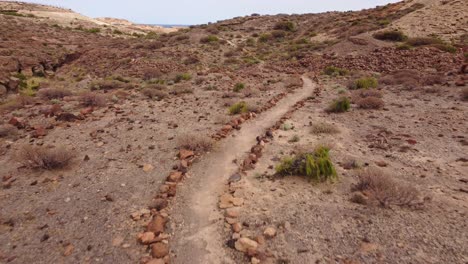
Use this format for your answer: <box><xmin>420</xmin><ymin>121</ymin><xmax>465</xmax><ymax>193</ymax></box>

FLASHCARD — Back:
<box><xmin>406</xmin><ymin>139</ymin><xmax>417</xmax><ymax>145</ymax></box>
<box><xmin>179</xmin><ymin>149</ymin><xmax>194</xmax><ymax>159</ymax></box>
<box><xmin>167</xmin><ymin>171</ymin><xmax>183</xmax><ymax>182</ymax></box>
<box><xmin>455</xmin><ymin>79</ymin><xmax>465</xmax><ymax>87</ymax></box>
<box><xmin>8</xmin><ymin>117</ymin><xmax>25</xmax><ymax>129</ymax></box>
<box><xmin>138</xmin><ymin>232</ymin><xmax>155</xmax><ymax>244</ymax></box>
<box><xmin>32</xmin><ymin>126</ymin><xmax>47</xmax><ymax>138</ymax></box>
<box><xmin>147</xmin><ymin>215</ymin><xmax>166</xmax><ymax>235</ymax></box>
<box><xmin>222</xmin><ymin>125</ymin><xmax>233</xmax><ymax>132</ymax></box>
<box><xmin>80</xmin><ymin>107</ymin><xmax>94</xmax><ymax>116</ymax></box>
<box><xmin>151</xmin><ymin>243</ymin><xmax>169</xmax><ymax>258</ymax></box>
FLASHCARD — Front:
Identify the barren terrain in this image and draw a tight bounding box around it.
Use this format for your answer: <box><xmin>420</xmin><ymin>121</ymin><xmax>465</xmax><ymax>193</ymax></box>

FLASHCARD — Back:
<box><xmin>0</xmin><ymin>0</ymin><xmax>467</xmax><ymax>264</ymax></box>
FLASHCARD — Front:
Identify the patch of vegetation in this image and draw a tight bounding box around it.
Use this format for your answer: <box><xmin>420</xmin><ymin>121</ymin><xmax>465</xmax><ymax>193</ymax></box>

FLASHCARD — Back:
<box><xmin>288</xmin><ymin>135</ymin><xmax>300</xmax><ymax>143</ymax></box>
<box><xmin>228</xmin><ymin>101</ymin><xmax>248</xmax><ymax>115</ymax></box>
<box><xmin>17</xmin><ymin>145</ymin><xmax>75</xmax><ymax>170</ymax></box>
<box><xmin>141</xmin><ymin>88</ymin><xmax>168</xmax><ymax>100</ymax></box>
<box><xmin>373</xmin><ymin>30</ymin><xmax>407</xmax><ymax>42</ymax></box>
<box><xmin>233</xmin><ymin>83</ymin><xmax>245</xmax><ymax>92</ymax></box>
<box><xmin>80</xmin><ymin>92</ymin><xmax>107</xmax><ymax>107</ymax></box>
<box><xmin>200</xmin><ymin>35</ymin><xmax>219</xmax><ymax>43</ymax></box>
<box><xmin>177</xmin><ymin>134</ymin><xmax>213</xmax><ymax>152</ymax></box>
<box><xmin>174</xmin><ymin>73</ymin><xmax>192</xmax><ymax>83</ymax></box>
<box><xmin>0</xmin><ymin>124</ymin><xmax>18</xmax><ymax>138</ymax></box>
<box><xmin>86</xmin><ymin>28</ymin><xmax>101</xmax><ymax>34</ymax></box>
<box><xmin>37</xmin><ymin>88</ymin><xmax>72</xmax><ymax>100</ymax></box>
<box><xmin>353</xmin><ymin>168</ymin><xmax>421</xmax><ymax>207</ymax></box>
<box><xmin>0</xmin><ymin>10</ymin><xmax>35</xmax><ymax>18</ymax></box>
<box><xmin>258</xmin><ymin>33</ymin><xmax>272</xmax><ymax>43</ymax></box>
<box><xmin>405</xmin><ymin>37</ymin><xmax>457</xmax><ymax>53</ymax></box>
<box><xmin>311</xmin><ymin>122</ymin><xmax>340</xmax><ymax>134</ymax></box>
<box><xmin>356</xmin><ymin>97</ymin><xmax>385</xmax><ymax>109</ymax></box>
<box><xmin>276</xmin><ymin>146</ymin><xmax>337</xmax><ymax>182</ymax></box>
<box><xmin>274</xmin><ymin>20</ymin><xmax>297</xmax><ymax>32</ymax></box>
<box><xmin>349</xmin><ymin>77</ymin><xmax>378</xmax><ymax>90</ymax></box>
<box><xmin>326</xmin><ymin>97</ymin><xmax>350</xmax><ymax>113</ymax></box>
<box><xmin>324</xmin><ymin>66</ymin><xmax>349</xmax><ymax>77</ymax></box>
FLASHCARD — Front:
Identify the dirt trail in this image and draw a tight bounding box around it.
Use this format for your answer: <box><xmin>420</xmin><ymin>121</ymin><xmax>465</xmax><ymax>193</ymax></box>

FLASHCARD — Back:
<box><xmin>170</xmin><ymin>77</ymin><xmax>315</xmax><ymax>264</ymax></box>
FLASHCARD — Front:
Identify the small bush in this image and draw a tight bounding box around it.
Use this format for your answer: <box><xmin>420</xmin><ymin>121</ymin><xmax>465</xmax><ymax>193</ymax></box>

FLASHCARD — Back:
<box><xmin>37</xmin><ymin>88</ymin><xmax>72</xmax><ymax>100</ymax></box>
<box><xmin>200</xmin><ymin>35</ymin><xmax>219</xmax><ymax>43</ymax></box>
<box><xmin>373</xmin><ymin>30</ymin><xmax>407</xmax><ymax>42</ymax></box>
<box><xmin>288</xmin><ymin>135</ymin><xmax>300</xmax><ymax>143</ymax></box>
<box><xmin>90</xmin><ymin>80</ymin><xmax>128</xmax><ymax>91</ymax></box>
<box><xmin>258</xmin><ymin>33</ymin><xmax>272</xmax><ymax>43</ymax></box>
<box><xmin>233</xmin><ymin>83</ymin><xmax>245</xmax><ymax>92</ymax></box>
<box><xmin>171</xmin><ymin>86</ymin><xmax>193</xmax><ymax>95</ymax></box>
<box><xmin>276</xmin><ymin>146</ymin><xmax>337</xmax><ymax>182</ymax></box>
<box><xmin>311</xmin><ymin>122</ymin><xmax>340</xmax><ymax>134</ymax></box>
<box><xmin>228</xmin><ymin>101</ymin><xmax>248</xmax><ymax>115</ymax></box>
<box><xmin>174</xmin><ymin>73</ymin><xmax>192</xmax><ymax>83</ymax></box>
<box><xmin>356</xmin><ymin>97</ymin><xmax>385</xmax><ymax>109</ymax></box>
<box><xmin>406</xmin><ymin>37</ymin><xmax>442</xmax><ymax>46</ymax></box>
<box><xmin>351</xmin><ymin>89</ymin><xmax>382</xmax><ymax>102</ymax></box>
<box><xmin>353</xmin><ymin>168</ymin><xmax>420</xmax><ymax>207</ymax></box>
<box><xmin>379</xmin><ymin>70</ymin><xmax>420</xmax><ymax>87</ymax></box>
<box><xmin>80</xmin><ymin>92</ymin><xmax>107</xmax><ymax>107</ymax></box>
<box><xmin>17</xmin><ymin>145</ymin><xmax>75</xmax><ymax>170</ymax></box>
<box><xmin>324</xmin><ymin>66</ymin><xmax>348</xmax><ymax>76</ymax></box>
<box><xmin>141</xmin><ymin>88</ymin><xmax>168</xmax><ymax>100</ymax></box>
<box><xmin>274</xmin><ymin>21</ymin><xmax>296</xmax><ymax>32</ymax></box>
<box><xmin>326</xmin><ymin>97</ymin><xmax>350</xmax><ymax>113</ymax></box>
<box><xmin>271</xmin><ymin>30</ymin><xmax>286</xmax><ymax>39</ymax></box>
<box><xmin>177</xmin><ymin>134</ymin><xmax>213</xmax><ymax>152</ymax></box>
<box><xmin>350</xmin><ymin>77</ymin><xmax>378</xmax><ymax>90</ymax></box>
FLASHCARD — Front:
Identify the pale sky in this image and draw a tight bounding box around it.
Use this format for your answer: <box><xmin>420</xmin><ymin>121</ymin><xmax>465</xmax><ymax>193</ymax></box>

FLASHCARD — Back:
<box><xmin>23</xmin><ymin>0</ymin><xmax>400</xmax><ymax>25</ymax></box>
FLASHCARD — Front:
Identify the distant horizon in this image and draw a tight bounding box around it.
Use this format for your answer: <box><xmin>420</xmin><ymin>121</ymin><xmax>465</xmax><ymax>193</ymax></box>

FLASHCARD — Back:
<box><xmin>19</xmin><ymin>0</ymin><xmax>400</xmax><ymax>25</ymax></box>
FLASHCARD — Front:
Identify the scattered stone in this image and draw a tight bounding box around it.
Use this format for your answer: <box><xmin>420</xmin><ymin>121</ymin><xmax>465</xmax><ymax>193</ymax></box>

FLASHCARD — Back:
<box><xmin>179</xmin><ymin>149</ymin><xmax>194</xmax><ymax>159</ymax></box>
<box><xmin>251</xmin><ymin>257</ymin><xmax>261</xmax><ymax>264</ymax></box>
<box><xmin>167</xmin><ymin>171</ymin><xmax>183</xmax><ymax>182</ymax></box>
<box><xmin>235</xmin><ymin>237</ymin><xmax>258</xmax><ymax>253</ymax></box>
<box><xmin>149</xmin><ymin>198</ymin><xmax>168</xmax><ymax>211</ymax></box>
<box><xmin>151</xmin><ymin>243</ymin><xmax>169</xmax><ymax>258</ymax></box>
<box><xmin>255</xmin><ymin>235</ymin><xmax>266</xmax><ymax>245</ymax></box>
<box><xmin>143</xmin><ymin>164</ymin><xmax>154</xmax><ymax>172</ymax></box>
<box><xmin>225</xmin><ymin>208</ymin><xmax>240</xmax><ymax>218</ymax></box>
<box><xmin>228</xmin><ymin>173</ymin><xmax>242</xmax><ymax>183</ymax></box>
<box><xmin>147</xmin><ymin>259</ymin><xmax>165</xmax><ymax>264</ymax></box>
<box><xmin>264</xmin><ymin>227</ymin><xmax>277</xmax><ymax>238</ymax></box>
<box><xmin>147</xmin><ymin>215</ymin><xmax>165</xmax><ymax>235</ymax></box>
<box><xmin>375</xmin><ymin>161</ymin><xmax>388</xmax><ymax>167</ymax></box>
<box><xmin>232</xmin><ymin>222</ymin><xmax>242</xmax><ymax>233</ymax></box>
<box><xmin>138</xmin><ymin>232</ymin><xmax>155</xmax><ymax>245</ymax></box>
<box><xmin>63</xmin><ymin>244</ymin><xmax>74</xmax><ymax>256</ymax></box>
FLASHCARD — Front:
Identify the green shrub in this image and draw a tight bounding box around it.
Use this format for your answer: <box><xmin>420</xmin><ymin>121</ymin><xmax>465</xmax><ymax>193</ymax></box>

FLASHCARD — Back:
<box><xmin>373</xmin><ymin>30</ymin><xmax>407</xmax><ymax>42</ymax></box>
<box><xmin>396</xmin><ymin>43</ymin><xmax>412</xmax><ymax>50</ymax></box>
<box><xmin>276</xmin><ymin>146</ymin><xmax>337</xmax><ymax>182</ymax></box>
<box><xmin>326</xmin><ymin>97</ymin><xmax>350</xmax><ymax>113</ymax></box>
<box><xmin>406</xmin><ymin>37</ymin><xmax>442</xmax><ymax>46</ymax></box>
<box><xmin>86</xmin><ymin>28</ymin><xmax>101</xmax><ymax>34</ymax></box>
<box><xmin>324</xmin><ymin>66</ymin><xmax>348</xmax><ymax>76</ymax></box>
<box><xmin>349</xmin><ymin>77</ymin><xmax>378</xmax><ymax>90</ymax></box>
<box><xmin>174</xmin><ymin>73</ymin><xmax>192</xmax><ymax>83</ymax></box>
<box><xmin>200</xmin><ymin>35</ymin><xmax>219</xmax><ymax>43</ymax></box>
<box><xmin>228</xmin><ymin>101</ymin><xmax>248</xmax><ymax>115</ymax></box>
<box><xmin>258</xmin><ymin>33</ymin><xmax>272</xmax><ymax>43</ymax></box>
<box><xmin>233</xmin><ymin>83</ymin><xmax>245</xmax><ymax>92</ymax></box>
<box><xmin>274</xmin><ymin>21</ymin><xmax>297</xmax><ymax>32</ymax></box>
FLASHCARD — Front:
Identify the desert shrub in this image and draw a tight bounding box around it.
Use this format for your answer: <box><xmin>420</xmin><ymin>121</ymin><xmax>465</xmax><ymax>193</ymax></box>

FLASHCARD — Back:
<box><xmin>349</xmin><ymin>77</ymin><xmax>378</xmax><ymax>90</ymax></box>
<box><xmin>0</xmin><ymin>95</ymin><xmax>35</xmax><ymax>112</ymax></box>
<box><xmin>271</xmin><ymin>30</ymin><xmax>286</xmax><ymax>39</ymax></box>
<box><xmin>174</xmin><ymin>73</ymin><xmax>192</xmax><ymax>83</ymax></box>
<box><xmin>90</xmin><ymin>80</ymin><xmax>128</xmax><ymax>91</ymax></box>
<box><xmin>258</xmin><ymin>33</ymin><xmax>272</xmax><ymax>43</ymax></box>
<box><xmin>431</xmin><ymin>43</ymin><xmax>457</xmax><ymax>53</ymax></box>
<box><xmin>37</xmin><ymin>88</ymin><xmax>72</xmax><ymax>100</ymax></box>
<box><xmin>177</xmin><ymin>134</ymin><xmax>213</xmax><ymax>152</ymax></box>
<box><xmin>142</xmin><ymin>68</ymin><xmax>162</xmax><ymax>81</ymax></box>
<box><xmin>379</xmin><ymin>70</ymin><xmax>420</xmax><ymax>87</ymax></box>
<box><xmin>324</xmin><ymin>66</ymin><xmax>348</xmax><ymax>76</ymax></box>
<box><xmin>396</xmin><ymin>43</ymin><xmax>412</xmax><ymax>50</ymax></box>
<box><xmin>171</xmin><ymin>86</ymin><xmax>193</xmax><ymax>95</ymax></box>
<box><xmin>228</xmin><ymin>101</ymin><xmax>248</xmax><ymax>115</ymax></box>
<box><xmin>423</xmin><ymin>74</ymin><xmax>445</xmax><ymax>86</ymax></box>
<box><xmin>461</xmin><ymin>87</ymin><xmax>468</xmax><ymax>101</ymax></box>
<box><xmin>351</xmin><ymin>89</ymin><xmax>382</xmax><ymax>102</ymax></box>
<box><xmin>17</xmin><ymin>145</ymin><xmax>75</xmax><ymax>170</ymax></box>
<box><xmin>288</xmin><ymin>135</ymin><xmax>300</xmax><ymax>143</ymax></box>
<box><xmin>0</xmin><ymin>124</ymin><xmax>18</xmax><ymax>138</ymax></box>
<box><xmin>326</xmin><ymin>97</ymin><xmax>350</xmax><ymax>113</ymax></box>
<box><xmin>373</xmin><ymin>30</ymin><xmax>407</xmax><ymax>41</ymax></box>
<box><xmin>141</xmin><ymin>88</ymin><xmax>168</xmax><ymax>100</ymax></box>
<box><xmin>405</xmin><ymin>37</ymin><xmax>442</xmax><ymax>46</ymax></box>
<box><xmin>276</xmin><ymin>146</ymin><xmax>337</xmax><ymax>182</ymax></box>
<box><xmin>86</xmin><ymin>28</ymin><xmax>101</xmax><ymax>34</ymax></box>
<box><xmin>353</xmin><ymin>168</ymin><xmax>420</xmax><ymax>207</ymax></box>
<box><xmin>200</xmin><ymin>35</ymin><xmax>219</xmax><ymax>43</ymax></box>
<box><xmin>233</xmin><ymin>83</ymin><xmax>245</xmax><ymax>92</ymax></box>
<box><xmin>274</xmin><ymin>21</ymin><xmax>296</xmax><ymax>32</ymax></box>
<box><xmin>311</xmin><ymin>122</ymin><xmax>340</xmax><ymax>134</ymax></box>
<box><xmin>80</xmin><ymin>92</ymin><xmax>107</xmax><ymax>107</ymax></box>
<box><xmin>356</xmin><ymin>97</ymin><xmax>385</xmax><ymax>109</ymax></box>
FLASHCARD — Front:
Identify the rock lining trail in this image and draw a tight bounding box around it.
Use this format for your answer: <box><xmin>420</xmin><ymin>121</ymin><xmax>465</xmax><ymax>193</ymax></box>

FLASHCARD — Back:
<box><xmin>170</xmin><ymin>77</ymin><xmax>316</xmax><ymax>264</ymax></box>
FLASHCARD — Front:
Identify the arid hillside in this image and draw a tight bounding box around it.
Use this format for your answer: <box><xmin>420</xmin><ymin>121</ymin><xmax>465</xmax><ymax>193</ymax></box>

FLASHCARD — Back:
<box><xmin>0</xmin><ymin>0</ymin><xmax>467</xmax><ymax>264</ymax></box>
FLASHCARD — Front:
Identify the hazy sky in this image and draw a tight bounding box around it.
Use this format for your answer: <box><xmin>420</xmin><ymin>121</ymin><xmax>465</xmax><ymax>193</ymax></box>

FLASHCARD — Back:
<box><xmin>23</xmin><ymin>0</ymin><xmax>399</xmax><ymax>25</ymax></box>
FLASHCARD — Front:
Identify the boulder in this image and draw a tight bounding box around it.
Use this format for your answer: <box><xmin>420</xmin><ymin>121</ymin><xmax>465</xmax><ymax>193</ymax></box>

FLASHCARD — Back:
<box><xmin>151</xmin><ymin>243</ymin><xmax>169</xmax><ymax>258</ymax></box>
<box><xmin>235</xmin><ymin>237</ymin><xmax>258</xmax><ymax>253</ymax></box>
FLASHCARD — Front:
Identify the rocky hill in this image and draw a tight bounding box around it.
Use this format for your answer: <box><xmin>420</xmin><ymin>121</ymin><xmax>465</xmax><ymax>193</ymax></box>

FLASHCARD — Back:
<box><xmin>0</xmin><ymin>1</ymin><xmax>467</xmax><ymax>264</ymax></box>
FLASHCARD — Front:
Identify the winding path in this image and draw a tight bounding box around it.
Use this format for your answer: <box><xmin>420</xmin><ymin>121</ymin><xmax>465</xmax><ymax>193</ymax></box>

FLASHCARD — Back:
<box><xmin>170</xmin><ymin>77</ymin><xmax>316</xmax><ymax>263</ymax></box>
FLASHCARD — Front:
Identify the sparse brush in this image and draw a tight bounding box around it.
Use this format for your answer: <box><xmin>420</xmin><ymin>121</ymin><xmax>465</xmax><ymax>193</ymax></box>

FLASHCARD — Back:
<box><xmin>174</xmin><ymin>73</ymin><xmax>192</xmax><ymax>83</ymax></box>
<box><xmin>323</xmin><ymin>66</ymin><xmax>348</xmax><ymax>77</ymax></box>
<box><xmin>373</xmin><ymin>30</ymin><xmax>407</xmax><ymax>42</ymax></box>
<box><xmin>326</xmin><ymin>97</ymin><xmax>350</xmax><ymax>113</ymax></box>
<box><xmin>379</xmin><ymin>70</ymin><xmax>420</xmax><ymax>87</ymax></box>
<box><xmin>171</xmin><ymin>85</ymin><xmax>193</xmax><ymax>95</ymax></box>
<box><xmin>0</xmin><ymin>124</ymin><xmax>18</xmax><ymax>138</ymax></box>
<box><xmin>200</xmin><ymin>35</ymin><xmax>219</xmax><ymax>43</ymax></box>
<box><xmin>228</xmin><ymin>101</ymin><xmax>248</xmax><ymax>115</ymax></box>
<box><xmin>37</xmin><ymin>88</ymin><xmax>72</xmax><ymax>100</ymax></box>
<box><xmin>80</xmin><ymin>92</ymin><xmax>107</xmax><ymax>107</ymax></box>
<box><xmin>351</xmin><ymin>89</ymin><xmax>382</xmax><ymax>102</ymax></box>
<box><xmin>356</xmin><ymin>97</ymin><xmax>385</xmax><ymax>109</ymax></box>
<box><xmin>353</xmin><ymin>168</ymin><xmax>421</xmax><ymax>207</ymax></box>
<box><xmin>233</xmin><ymin>83</ymin><xmax>245</xmax><ymax>92</ymax></box>
<box><xmin>177</xmin><ymin>134</ymin><xmax>213</xmax><ymax>152</ymax></box>
<box><xmin>141</xmin><ymin>88</ymin><xmax>168</xmax><ymax>100</ymax></box>
<box><xmin>288</xmin><ymin>135</ymin><xmax>300</xmax><ymax>143</ymax></box>
<box><xmin>274</xmin><ymin>20</ymin><xmax>297</xmax><ymax>32</ymax></box>
<box><xmin>311</xmin><ymin>122</ymin><xmax>340</xmax><ymax>134</ymax></box>
<box><xmin>349</xmin><ymin>77</ymin><xmax>378</xmax><ymax>90</ymax></box>
<box><xmin>276</xmin><ymin>146</ymin><xmax>337</xmax><ymax>182</ymax></box>
<box><xmin>17</xmin><ymin>145</ymin><xmax>75</xmax><ymax>170</ymax></box>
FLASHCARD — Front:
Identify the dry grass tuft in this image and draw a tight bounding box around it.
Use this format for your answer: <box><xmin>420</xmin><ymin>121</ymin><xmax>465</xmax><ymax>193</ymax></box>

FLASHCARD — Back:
<box><xmin>351</xmin><ymin>89</ymin><xmax>382</xmax><ymax>102</ymax></box>
<box><xmin>80</xmin><ymin>92</ymin><xmax>107</xmax><ymax>107</ymax></box>
<box><xmin>311</xmin><ymin>122</ymin><xmax>340</xmax><ymax>134</ymax></box>
<box><xmin>17</xmin><ymin>145</ymin><xmax>75</xmax><ymax>170</ymax></box>
<box><xmin>177</xmin><ymin>134</ymin><xmax>213</xmax><ymax>152</ymax></box>
<box><xmin>37</xmin><ymin>88</ymin><xmax>72</xmax><ymax>100</ymax></box>
<box><xmin>356</xmin><ymin>97</ymin><xmax>385</xmax><ymax>109</ymax></box>
<box><xmin>353</xmin><ymin>168</ymin><xmax>420</xmax><ymax>207</ymax></box>
<box><xmin>141</xmin><ymin>88</ymin><xmax>168</xmax><ymax>100</ymax></box>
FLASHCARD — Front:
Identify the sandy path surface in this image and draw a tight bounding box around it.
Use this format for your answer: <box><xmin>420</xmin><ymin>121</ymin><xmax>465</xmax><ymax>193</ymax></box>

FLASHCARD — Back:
<box><xmin>169</xmin><ymin>77</ymin><xmax>315</xmax><ymax>264</ymax></box>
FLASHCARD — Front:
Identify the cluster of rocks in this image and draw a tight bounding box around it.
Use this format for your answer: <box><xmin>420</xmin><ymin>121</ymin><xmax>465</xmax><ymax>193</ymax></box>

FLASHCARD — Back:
<box><xmin>220</xmin><ymin>97</ymin><xmax>312</xmax><ymax>263</ymax></box>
